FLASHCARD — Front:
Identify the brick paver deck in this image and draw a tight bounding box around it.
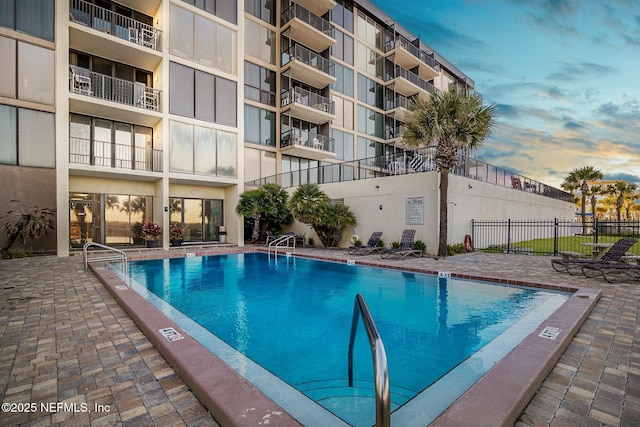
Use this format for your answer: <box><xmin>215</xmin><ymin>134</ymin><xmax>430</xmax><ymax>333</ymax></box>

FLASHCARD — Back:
<box><xmin>1</xmin><ymin>249</ymin><xmax>638</xmax><ymax>426</ymax></box>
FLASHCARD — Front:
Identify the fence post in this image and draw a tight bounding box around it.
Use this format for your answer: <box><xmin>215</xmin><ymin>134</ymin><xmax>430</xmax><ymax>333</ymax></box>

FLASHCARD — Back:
<box><xmin>594</xmin><ymin>218</ymin><xmax>599</xmax><ymax>242</ymax></box>
<box><xmin>507</xmin><ymin>218</ymin><xmax>511</xmax><ymax>254</ymax></box>
<box><xmin>471</xmin><ymin>219</ymin><xmax>475</xmax><ymax>248</ymax></box>
<box><xmin>553</xmin><ymin>218</ymin><xmax>558</xmax><ymax>256</ymax></box>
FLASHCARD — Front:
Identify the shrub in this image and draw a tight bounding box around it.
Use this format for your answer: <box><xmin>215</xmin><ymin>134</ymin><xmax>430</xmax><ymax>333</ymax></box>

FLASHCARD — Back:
<box><xmin>143</xmin><ymin>221</ymin><xmax>161</xmax><ymax>240</ymax></box>
<box><xmin>413</xmin><ymin>240</ymin><xmax>426</xmax><ymax>255</ymax></box>
<box><xmin>391</xmin><ymin>240</ymin><xmax>400</xmax><ymax>249</ymax></box>
<box><xmin>447</xmin><ymin>242</ymin><xmax>466</xmax><ymax>256</ymax></box>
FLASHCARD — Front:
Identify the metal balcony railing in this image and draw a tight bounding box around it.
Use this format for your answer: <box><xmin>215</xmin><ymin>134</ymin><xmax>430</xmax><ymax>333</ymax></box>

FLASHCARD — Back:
<box><xmin>69</xmin><ymin>137</ymin><xmax>163</xmax><ymax>172</ymax></box>
<box><xmin>282</xmin><ymin>44</ymin><xmax>335</xmax><ymax>76</ymax></box>
<box><xmin>387</xmin><ymin>65</ymin><xmax>437</xmax><ymax>94</ymax></box>
<box><xmin>384</xmin><ymin>34</ymin><xmax>438</xmax><ymax>70</ymax></box>
<box><xmin>280</xmin><ymin>129</ymin><xmax>335</xmax><ymax>152</ymax></box>
<box><xmin>281</xmin><ymin>3</ymin><xmax>334</xmax><ymax>38</ymax></box>
<box><xmin>281</xmin><ymin>86</ymin><xmax>335</xmax><ymax>115</ymax></box>
<box><xmin>70</xmin><ymin>0</ymin><xmax>161</xmax><ymax>51</ymax></box>
<box><xmin>69</xmin><ymin>65</ymin><xmax>161</xmax><ymax>111</ymax></box>
<box><xmin>385</xmin><ymin>94</ymin><xmax>410</xmax><ymax>111</ymax></box>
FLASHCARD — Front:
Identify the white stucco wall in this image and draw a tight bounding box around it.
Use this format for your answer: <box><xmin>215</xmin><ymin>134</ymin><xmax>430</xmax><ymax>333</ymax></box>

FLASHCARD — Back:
<box><xmin>285</xmin><ymin>172</ymin><xmax>574</xmax><ymax>256</ymax></box>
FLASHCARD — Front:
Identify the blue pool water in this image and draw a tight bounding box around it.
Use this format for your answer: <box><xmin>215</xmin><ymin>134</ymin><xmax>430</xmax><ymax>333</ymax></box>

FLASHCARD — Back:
<box><xmin>123</xmin><ymin>253</ymin><xmax>568</xmax><ymax>426</ymax></box>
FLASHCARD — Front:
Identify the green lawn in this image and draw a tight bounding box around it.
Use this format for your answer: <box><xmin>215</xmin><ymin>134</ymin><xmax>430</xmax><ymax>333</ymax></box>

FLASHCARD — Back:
<box><xmin>483</xmin><ymin>235</ymin><xmax>639</xmax><ymax>256</ymax></box>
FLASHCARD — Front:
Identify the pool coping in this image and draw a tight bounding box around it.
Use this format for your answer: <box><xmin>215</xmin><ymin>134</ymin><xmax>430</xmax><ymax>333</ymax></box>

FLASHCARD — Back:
<box><xmin>89</xmin><ymin>248</ymin><xmax>601</xmax><ymax>427</ymax></box>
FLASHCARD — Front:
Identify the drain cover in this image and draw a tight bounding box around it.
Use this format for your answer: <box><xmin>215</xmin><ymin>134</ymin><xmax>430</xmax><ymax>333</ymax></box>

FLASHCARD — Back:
<box><xmin>539</xmin><ymin>326</ymin><xmax>562</xmax><ymax>340</ymax></box>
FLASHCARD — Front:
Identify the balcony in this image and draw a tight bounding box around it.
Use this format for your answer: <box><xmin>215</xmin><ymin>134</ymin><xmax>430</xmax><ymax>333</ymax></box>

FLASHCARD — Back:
<box><xmin>294</xmin><ymin>0</ymin><xmax>336</xmax><ymax>16</ymax></box>
<box><xmin>69</xmin><ymin>0</ymin><xmax>162</xmax><ymax>71</ymax></box>
<box><xmin>69</xmin><ymin>66</ymin><xmax>161</xmax><ymax>126</ymax></box>
<box><xmin>69</xmin><ymin>137</ymin><xmax>162</xmax><ymax>173</ymax></box>
<box><xmin>280</xmin><ymin>129</ymin><xmax>336</xmax><ymax>160</ymax></box>
<box><xmin>281</xmin><ymin>3</ymin><xmax>335</xmax><ymax>52</ymax></box>
<box><xmin>385</xmin><ymin>94</ymin><xmax>412</xmax><ymax>121</ymax></box>
<box><xmin>386</xmin><ymin>65</ymin><xmax>438</xmax><ymax>97</ymax></box>
<box><xmin>384</xmin><ymin>35</ymin><xmax>439</xmax><ymax>80</ymax></box>
<box><xmin>281</xmin><ymin>44</ymin><xmax>336</xmax><ymax>88</ymax></box>
<box><xmin>281</xmin><ymin>87</ymin><xmax>335</xmax><ymax>124</ymax></box>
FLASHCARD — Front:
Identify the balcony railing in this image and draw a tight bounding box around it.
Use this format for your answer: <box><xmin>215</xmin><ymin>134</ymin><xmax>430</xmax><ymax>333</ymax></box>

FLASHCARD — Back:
<box><xmin>70</xmin><ymin>0</ymin><xmax>161</xmax><ymax>51</ymax></box>
<box><xmin>282</xmin><ymin>44</ymin><xmax>335</xmax><ymax>76</ymax></box>
<box><xmin>281</xmin><ymin>87</ymin><xmax>335</xmax><ymax>114</ymax></box>
<box><xmin>387</xmin><ymin>65</ymin><xmax>437</xmax><ymax>94</ymax></box>
<box><xmin>70</xmin><ymin>137</ymin><xmax>162</xmax><ymax>172</ymax></box>
<box><xmin>385</xmin><ymin>94</ymin><xmax>410</xmax><ymax>111</ymax></box>
<box><xmin>281</xmin><ymin>129</ymin><xmax>335</xmax><ymax>152</ymax></box>
<box><xmin>245</xmin><ymin>147</ymin><xmax>574</xmax><ymax>203</ymax></box>
<box><xmin>384</xmin><ymin>34</ymin><xmax>438</xmax><ymax>70</ymax></box>
<box><xmin>69</xmin><ymin>65</ymin><xmax>161</xmax><ymax>111</ymax></box>
<box><xmin>281</xmin><ymin>3</ymin><xmax>334</xmax><ymax>38</ymax></box>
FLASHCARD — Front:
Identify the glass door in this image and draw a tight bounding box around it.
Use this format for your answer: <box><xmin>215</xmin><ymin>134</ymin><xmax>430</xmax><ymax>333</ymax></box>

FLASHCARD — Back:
<box><xmin>69</xmin><ymin>201</ymin><xmax>94</xmax><ymax>247</ymax></box>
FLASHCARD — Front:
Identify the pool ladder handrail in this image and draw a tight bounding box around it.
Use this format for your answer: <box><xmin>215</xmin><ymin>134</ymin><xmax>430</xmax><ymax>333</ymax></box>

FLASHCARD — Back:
<box><xmin>348</xmin><ymin>293</ymin><xmax>391</xmax><ymax>427</ymax></box>
<box><xmin>83</xmin><ymin>242</ymin><xmax>128</xmax><ymax>273</ymax></box>
<box><xmin>267</xmin><ymin>233</ymin><xmax>296</xmax><ymax>256</ymax></box>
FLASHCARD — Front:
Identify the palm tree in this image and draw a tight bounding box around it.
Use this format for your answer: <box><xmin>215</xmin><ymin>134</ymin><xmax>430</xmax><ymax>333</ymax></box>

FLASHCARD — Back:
<box><xmin>606</xmin><ymin>181</ymin><xmax>638</xmax><ymax>223</ymax></box>
<box><xmin>589</xmin><ymin>185</ymin><xmax>602</xmax><ymax>220</ymax></box>
<box><xmin>288</xmin><ymin>183</ymin><xmax>357</xmax><ymax>247</ymax></box>
<box><xmin>236</xmin><ymin>189</ymin><xmax>269</xmax><ymax>243</ymax></box>
<box><xmin>260</xmin><ymin>183</ymin><xmax>293</xmax><ymax>236</ymax></box>
<box><xmin>1</xmin><ymin>206</ymin><xmax>56</xmax><ymax>256</ymax></box>
<box><xmin>561</xmin><ymin>166</ymin><xmax>603</xmax><ymax>234</ymax></box>
<box><xmin>403</xmin><ymin>87</ymin><xmax>497</xmax><ymax>257</ymax></box>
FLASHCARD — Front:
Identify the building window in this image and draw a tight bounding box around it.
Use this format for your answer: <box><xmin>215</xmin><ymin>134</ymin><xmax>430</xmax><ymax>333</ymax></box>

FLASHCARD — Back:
<box><xmin>0</xmin><ymin>104</ymin><xmax>54</xmax><ymax>168</ymax></box>
<box><xmin>330</xmin><ymin>63</ymin><xmax>354</xmax><ymax>97</ymax></box>
<box><xmin>332</xmin><ymin>96</ymin><xmax>354</xmax><ymax>130</ymax></box>
<box><xmin>169</xmin><ymin>197</ymin><xmax>224</xmax><ymax>242</ymax></box>
<box><xmin>331</xmin><ymin>29</ymin><xmax>354</xmax><ymax>65</ymax></box>
<box><xmin>357</xmin><ymin>105</ymin><xmax>384</xmax><ymax>139</ymax></box>
<box><xmin>0</xmin><ymin>37</ymin><xmax>54</xmax><ymax>105</ymax></box>
<box><xmin>245</xmin><ymin>62</ymin><xmax>276</xmax><ymax>106</ymax></box>
<box><xmin>169</xmin><ymin>62</ymin><xmax>237</xmax><ymax>126</ymax></box>
<box><xmin>179</xmin><ymin>0</ymin><xmax>237</xmax><ymax>25</ymax></box>
<box><xmin>357</xmin><ymin>11</ymin><xmax>384</xmax><ymax>50</ymax></box>
<box><xmin>357</xmin><ymin>43</ymin><xmax>384</xmax><ymax>79</ymax></box>
<box><xmin>169</xmin><ymin>120</ymin><xmax>237</xmax><ymax>177</ymax></box>
<box><xmin>331</xmin><ymin>0</ymin><xmax>353</xmax><ymax>33</ymax></box>
<box><xmin>244</xmin><ymin>104</ymin><xmax>276</xmax><ymax>146</ymax></box>
<box><xmin>0</xmin><ymin>0</ymin><xmax>54</xmax><ymax>41</ymax></box>
<box><xmin>245</xmin><ymin>0</ymin><xmax>275</xmax><ymax>25</ymax></box>
<box><xmin>331</xmin><ymin>129</ymin><xmax>354</xmax><ymax>161</ymax></box>
<box><xmin>170</xmin><ymin>4</ymin><xmax>237</xmax><ymax>74</ymax></box>
<box><xmin>357</xmin><ymin>73</ymin><xmax>384</xmax><ymax>109</ymax></box>
<box><xmin>244</xmin><ymin>18</ymin><xmax>276</xmax><ymax>65</ymax></box>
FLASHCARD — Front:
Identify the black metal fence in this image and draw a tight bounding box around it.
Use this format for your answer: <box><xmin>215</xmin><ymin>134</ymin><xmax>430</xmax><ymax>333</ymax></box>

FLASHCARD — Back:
<box><xmin>471</xmin><ymin>219</ymin><xmax>640</xmax><ymax>256</ymax></box>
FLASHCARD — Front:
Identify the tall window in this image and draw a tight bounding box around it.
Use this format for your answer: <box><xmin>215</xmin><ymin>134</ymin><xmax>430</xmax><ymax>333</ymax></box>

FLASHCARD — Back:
<box><xmin>245</xmin><ymin>62</ymin><xmax>276</xmax><ymax>105</ymax></box>
<box><xmin>0</xmin><ymin>0</ymin><xmax>54</xmax><ymax>41</ymax></box>
<box><xmin>170</xmin><ymin>4</ymin><xmax>237</xmax><ymax>74</ymax></box>
<box><xmin>169</xmin><ymin>120</ymin><xmax>237</xmax><ymax>177</ymax></box>
<box><xmin>330</xmin><ymin>63</ymin><xmax>354</xmax><ymax>97</ymax></box>
<box><xmin>331</xmin><ymin>29</ymin><xmax>354</xmax><ymax>65</ymax></box>
<box><xmin>0</xmin><ymin>37</ymin><xmax>54</xmax><ymax>105</ymax></box>
<box><xmin>0</xmin><ymin>104</ymin><xmax>54</xmax><ymax>168</ymax></box>
<box><xmin>244</xmin><ymin>18</ymin><xmax>276</xmax><ymax>65</ymax></box>
<box><xmin>331</xmin><ymin>129</ymin><xmax>354</xmax><ymax>161</ymax></box>
<box><xmin>331</xmin><ymin>0</ymin><xmax>353</xmax><ymax>33</ymax></box>
<box><xmin>245</xmin><ymin>0</ymin><xmax>275</xmax><ymax>25</ymax></box>
<box><xmin>357</xmin><ymin>105</ymin><xmax>384</xmax><ymax>138</ymax></box>
<box><xmin>169</xmin><ymin>197</ymin><xmax>224</xmax><ymax>242</ymax></box>
<box><xmin>357</xmin><ymin>74</ymin><xmax>384</xmax><ymax>108</ymax></box>
<box><xmin>179</xmin><ymin>0</ymin><xmax>236</xmax><ymax>24</ymax></box>
<box><xmin>169</xmin><ymin>62</ymin><xmax>237</xmax><ymax>126</ymax></box>
<box><xmin>244</xmin><ymin>104</ymin><xmax>276</xmax><ymax>146</ymax></box>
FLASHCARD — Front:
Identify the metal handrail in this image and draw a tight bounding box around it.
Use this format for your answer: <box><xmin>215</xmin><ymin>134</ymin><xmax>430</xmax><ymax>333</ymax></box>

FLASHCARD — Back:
<box><xmin>83</xmin><ymin>242</ymin><xmax>128</xmax><ymax>273</ymax></box>
<box><xmin>267</xmin><ymin>233</ymin><xmax>296</xmax><ymax>256</ymax></box>
<box><xmin>348</xmin><ymin>293</ymin><xmax>390</xmax><ymax>427</ymax></box>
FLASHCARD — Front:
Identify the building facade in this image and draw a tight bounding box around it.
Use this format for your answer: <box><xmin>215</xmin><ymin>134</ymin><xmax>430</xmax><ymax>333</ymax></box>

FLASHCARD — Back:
<box><xmin>0</xmin><ymin>0</ymin><xmax>477</xmax><ymax>256</ymax></box>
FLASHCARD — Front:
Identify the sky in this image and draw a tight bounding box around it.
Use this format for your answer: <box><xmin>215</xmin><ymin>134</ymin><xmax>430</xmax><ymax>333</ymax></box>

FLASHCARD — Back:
<box><xmin>369</xmin><ymin>0</ymin><xmax>640</xmax><ymax>188</ymax></box>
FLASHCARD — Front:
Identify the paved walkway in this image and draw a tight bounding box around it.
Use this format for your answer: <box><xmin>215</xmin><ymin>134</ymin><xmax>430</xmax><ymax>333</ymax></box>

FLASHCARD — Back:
<box><xmin>0</xmin><ymin>249</ymin><xmax>638</xmax><ymax>426</ymax></box>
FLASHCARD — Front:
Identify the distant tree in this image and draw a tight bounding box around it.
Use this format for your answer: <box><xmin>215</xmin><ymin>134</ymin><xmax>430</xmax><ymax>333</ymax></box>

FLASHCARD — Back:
<box><xmin>606</xmin><ymin>181</ymin><xmax>638</xmax><ymax>223</ymax></box>
<box><xmin>403</xmin><ymin>87</ymin><xmax>496</xmax><ymax>257</ymax></box>
<box><xmin>561</xmin><ymin>166</ymin><xmax>603</xmax><ymax>234</ymax></box>
<box><xmin>1</xmin><ymin>206</ymin><xmax>55</xmax><ymax>257</ymax></box>
<box><xmin>589</xmin><ymin>185</ymin><xmax>603</xmax><ymax>219</ymax></box>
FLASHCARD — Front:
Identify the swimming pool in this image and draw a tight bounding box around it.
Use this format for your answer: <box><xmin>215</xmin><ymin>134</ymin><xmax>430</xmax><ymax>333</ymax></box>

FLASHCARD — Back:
<box><xmin>119</xmin><ymin>252</ymin><xmax>569</xmax><ymax>426</ymax></box>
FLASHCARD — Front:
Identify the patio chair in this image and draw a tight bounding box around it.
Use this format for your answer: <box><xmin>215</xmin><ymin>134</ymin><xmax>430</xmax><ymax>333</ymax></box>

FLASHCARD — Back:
<box><xmin>581</xmin><ymin>261</ymin><xmax>640</xmax><ymax>283</ymax></box>
<box><xmin>381</xmin><ymin>229</ymin><xmax>422</xmax><ymax>260</ymax></box>
<box><xmin>347</xmin><ymin>231</ymin><xmax>383</xmax><ymax>255</ymax></box>
<box><xmin>550</xmin><ymin>237</ymin><xmax>637</xmax><ymax>275</ymax></box>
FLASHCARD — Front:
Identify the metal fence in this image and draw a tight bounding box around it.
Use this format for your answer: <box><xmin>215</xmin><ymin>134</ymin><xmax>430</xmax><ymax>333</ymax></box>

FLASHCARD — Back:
<box><xmin>471</xmin><ymin>219</ymin><xmax>640</xmax><ymax>256</ymax></box>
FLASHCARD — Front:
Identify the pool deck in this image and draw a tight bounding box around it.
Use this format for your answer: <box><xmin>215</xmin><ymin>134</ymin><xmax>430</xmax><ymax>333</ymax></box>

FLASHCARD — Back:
<box><xmin>0</xmin><ymin>246</ymin><xmax>639</xmax><ymax>426</ymax></box>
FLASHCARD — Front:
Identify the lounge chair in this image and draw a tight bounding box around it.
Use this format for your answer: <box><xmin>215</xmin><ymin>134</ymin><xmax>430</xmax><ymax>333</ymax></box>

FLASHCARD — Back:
<box><xmin>581</xmin><ymin>261</ymin><xmax>640</xmax><ymax>282</ymax></box>
<box><xmin>381</xmin><ymin>229</ymin><xmax>422</xmax><ymax>260</ymax></box>
<box><xmin>550</xmin><ymin>237</ymin><xmax>637</xmax><ymax>275</ymax></box>
<box><xmin>347</xmin><ymin>231</ymin><xmax>383</xmax><ymax>255</ymax></box>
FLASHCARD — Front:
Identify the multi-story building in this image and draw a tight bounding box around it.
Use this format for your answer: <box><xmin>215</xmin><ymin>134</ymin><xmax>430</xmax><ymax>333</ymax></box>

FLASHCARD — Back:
<box><xmin>0</xmin><ymin>0</ymin><xmax>476</xmax><ymax>257</ymax></box>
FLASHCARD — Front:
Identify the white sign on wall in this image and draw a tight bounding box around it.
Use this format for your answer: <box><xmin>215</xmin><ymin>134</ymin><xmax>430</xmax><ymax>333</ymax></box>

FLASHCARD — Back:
<box><xmin>405</xmin><ymin>197</ymin><xmax>424</xmax><ymax>225</ymax></box>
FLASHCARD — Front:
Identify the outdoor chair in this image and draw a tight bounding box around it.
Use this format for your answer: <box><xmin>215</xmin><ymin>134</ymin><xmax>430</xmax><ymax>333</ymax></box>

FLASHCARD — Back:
<box><xmin>381</xmin><ymin>229</ymin><xmax>422</xmax><ymax>260</ymax></box>
<box><xmin>550</xmin><ymin>237</ymin><xmax>637</xmax><ymax>275</ymax></box>
<box><xmin>347</xmin><ymin>231</ymin><xmax>383</xmax><ymax>255</ymax></box>
<box><xmin>581</xmin><ymin>262</ymin><xmax>640</xmax><ymax>283</ymax></box>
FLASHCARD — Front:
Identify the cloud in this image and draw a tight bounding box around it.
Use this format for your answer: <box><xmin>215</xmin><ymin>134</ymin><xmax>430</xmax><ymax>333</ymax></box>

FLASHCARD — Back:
<box><xmin>546</xmin><ymin>62</ymin><xmax>618</xmax><ymax>81</ymax></box>
<box><xmin>605</xmin><ymin>172</ymin><xmax>640</xmax><ymax>183</ymax></box>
